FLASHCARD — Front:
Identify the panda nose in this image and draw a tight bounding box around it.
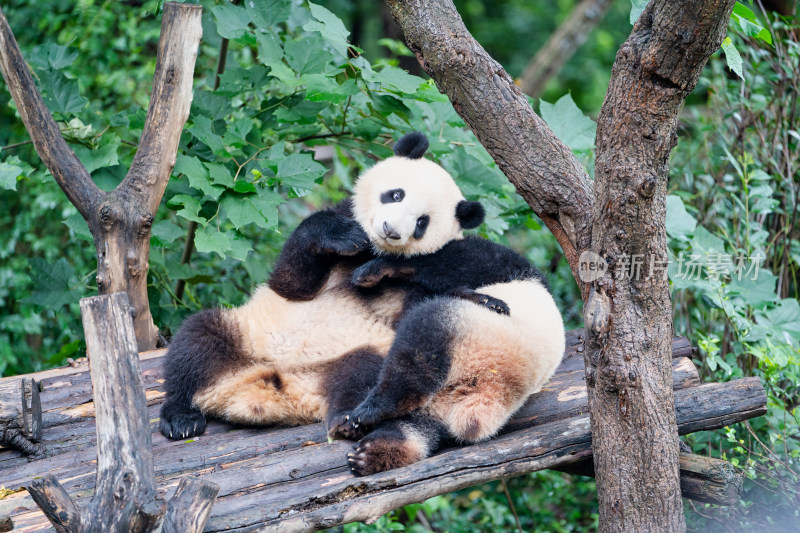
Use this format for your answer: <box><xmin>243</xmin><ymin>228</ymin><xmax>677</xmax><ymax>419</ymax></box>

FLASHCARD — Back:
<box><xmin>382</xmin><ymin>221</ymin><xmax>400</xmax><ymax>240</ymax></box>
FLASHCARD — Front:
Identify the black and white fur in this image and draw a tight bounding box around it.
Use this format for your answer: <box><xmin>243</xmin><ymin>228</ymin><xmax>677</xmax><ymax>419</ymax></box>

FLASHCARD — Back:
<box><xmin>159</xmin><ymin>132</ymin><xmax>563</xmax><ymax>478</ymax></box>
<box><xmin>326</xmin><ymin>133</ymin><xmax>565</xmax><ymax>475</ymax></box>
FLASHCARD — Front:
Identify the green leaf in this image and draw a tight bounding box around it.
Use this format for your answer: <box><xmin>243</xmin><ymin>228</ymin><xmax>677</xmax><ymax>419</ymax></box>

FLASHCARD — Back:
<box><xmin>212</xmin><ymin>3</ymin><xmax>250</xmax><ymax>39</ymax></box>
<box><xmin>22</xmin><ymin>258</ymin><xmax>81</xmax><ymax>310</ymax></box>
<box><xmin>255</xmin><ymin>32</ymin><xmax>283</xmax><ymax>68</ymax></box>
<box><xmin>304</xmin><ymin>2</ymin><xmax>350</xmax><ymax>57</ymax></box>
<box><xmin>666</xmin><ymin>195</ymin><xmax>697</xmax><ymax>238</ymax></box>
<box><xmin>365</xmin><ymin>65</ymin><xmax>424</xmax><ymax>93</ymax></box>
<box><xmin>167</xmin><ymin>194</ymin><xmax>207</xmax><ymax>225</ymax></box>
<box><xmin>0</xmin><ymin>162</ymin><xmax>24</xmax><ymax>190</ymax></box>
<box><xmin>228</xmin><ymin>233</ymin><xmax>254</xmax><ymax>261</ymax></box>
<box><xmin>728</xmin><ymin>269</ymin><xmax>777</xmax><ymax>308</ymax></box>
<box><xmin>73</xmin><ymin>135</ymin><xmax>120</xmax><ymax>174</ymax></box>
<box><xmin>38</xmin><ymin>69</ymin><xmax>87</xmax><ymax>116</ymax></box>
<box><xmin>175</xmin><ymin>154</ymin><xmax>223</xmax><ymax>200</ymax></box>
<box><xmin>204</xmin><ymin>162</ymin><xmax>235</xmax><ymax>188</ymax></box>
<box><xmin>187</xmin><ymin>115</ymin><xmax>226</xmax><ymax>154</ymax></box>
<box><xmin>195</xmin><ymin>227</ymin><xmax>232</xmax><ymax>259</ymax></box>
<box><xmin>630</xmin><ymin>0</ymin><xmax>651</xmax><ymax>24</ymax></box>
<box><xmin>285</xmin><ymin>37</ymin><xmax>330</xmax><ymax>75</ymax></box>
<box><xmin>276</xmin><ymin>153</ymin><xmax>327</xmax><ymax>188</ymax></box>
<box><xmin>30</xmin><ymin>43</ymin><xmax>78</xmax><ymax>70</ymax></box>
<box><xmin>721</xmin><ymin>37</ymin><xmax>744</xmax><ymax>79</ymax></box>
<box><xmin>220</xmin><ymin>194</ymin><xmax>267</xmax><ymax>229</ymax></box>
<box><xmin>151</xmin><ymin>220</ymin><xmax>185</xmax><ymax>247</ymax></box>
<box><xmin>539</xmin><ymin>93</ymin><xmax>596</xmax><ymax>151</ymax></box>
<box><xmin>246</xmin><ymin>0</ymin><xmax>290</xmax><ymax>28</ymax></box>
<box><xmin>303</xmin><ymin>74</ymin><xmax>358</xmax><ymax>103</ymax></box>
<box><xmin>766</xmin><ymin>299</ymin><xmax>800</xmax><ymax>341</ymax></box>
<box><xmin>233</xmin><ymin>181</ymin><xmax>257</xmax><ymax>194</ymax></box>
<box><xmin>691</xmin><ymin>226</ymin><xmax>726</xmax><ymax>255</ymax></box>
<box><xmin>63</xmin><ymin>212</ymin><xmax>93</xmax><ymax>242</ymax></box>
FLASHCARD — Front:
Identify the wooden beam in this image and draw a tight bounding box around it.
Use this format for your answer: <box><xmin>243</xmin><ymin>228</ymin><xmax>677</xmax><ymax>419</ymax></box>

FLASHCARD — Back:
<box><xmin>0</xmin><ymin>379</ymin><xmax>44</xmax><ymax>458</ymax></box>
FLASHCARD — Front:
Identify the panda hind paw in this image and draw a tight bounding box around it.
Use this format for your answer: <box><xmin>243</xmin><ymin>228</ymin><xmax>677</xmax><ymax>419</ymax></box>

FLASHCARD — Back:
<box><xmin>160</xmin><ymin>410</ymin><xmax>207</xmax><ymax>441</ymax></box>
<box><xmin>478</xmin><ymin>294</ymin><xmax>510</xmax><ymax>316</ymax></box>
<box><xmin>348</xmin><ymin>433</ymin><xmax>422</xmax><ymax>476</ymax></box>
<box><xmin>319</xmin><ymin>224</ymin><xmax>370</xmax><ymax>257</ymax></box>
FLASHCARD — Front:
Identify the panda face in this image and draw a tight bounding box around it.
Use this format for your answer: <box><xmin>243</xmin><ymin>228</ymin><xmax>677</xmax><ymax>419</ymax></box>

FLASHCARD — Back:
<box><xmin>353</xmin><ymin>157</ymin><xmax>466</xmax><ymax>256</ymax></box>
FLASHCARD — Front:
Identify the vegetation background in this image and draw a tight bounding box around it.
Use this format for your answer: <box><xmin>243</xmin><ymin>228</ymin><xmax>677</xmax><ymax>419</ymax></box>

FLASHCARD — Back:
<box><xmin>0</xmin><ymin>0</ymin><xmax>797</xmax><ymax>531</ymax></box>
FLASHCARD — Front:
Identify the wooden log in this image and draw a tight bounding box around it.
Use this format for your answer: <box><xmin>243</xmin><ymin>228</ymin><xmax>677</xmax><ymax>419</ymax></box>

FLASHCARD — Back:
<box><xmin>161</xmin><ymin>476</ymin><xmax>220</xmax><ymax>533</ymax></box>
<box><xmin>78</xmin><ymin>293</ymin><xmax>164</xmax><ymax>532</ymax></box>
<box><xmin>26</xmin><ymin>475</ymin><xmax>83</xmax><ymax>532</ymax></box>
<box><xmin>0</xmin><ymin>376</ymin><xmax>765</xmax><ymax>532</ymax></box>
<box><xmin>553</xmin><ymin>452</ymin><xmax>744</xmax><ymax>505</ymax></box>
<box><xmin>0</xmin><ymin>379</ymin><xmax>44</xmax><ymax>458</ymax></box>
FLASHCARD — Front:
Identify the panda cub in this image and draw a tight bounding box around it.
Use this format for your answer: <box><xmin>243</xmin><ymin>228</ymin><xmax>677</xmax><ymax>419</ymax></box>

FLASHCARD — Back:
<box><xmin>328</xmin><ymin>132</ymin><xmax>566</xmax><ymax>476</ymax></box>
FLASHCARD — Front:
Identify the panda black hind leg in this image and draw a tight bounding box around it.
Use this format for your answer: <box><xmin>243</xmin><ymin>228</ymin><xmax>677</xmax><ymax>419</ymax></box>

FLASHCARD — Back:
<box><xmin>323</xmin><ymin>347</ymin><xmax>384</xmax><ymax>441</ymax></box>
<box><xmin>340</xmin><ymin>299</ymin><xmax>455</xmax><ymax>434</ymax></box>
<box><xmin>348</xmin><ymin>412</ymin><xmax>450</xmax><ymax>477</ymax></box>
<box><xmin>159</xmin><ymin>308</ymin><xmax>246</xmax><ymax>440</ymax></box>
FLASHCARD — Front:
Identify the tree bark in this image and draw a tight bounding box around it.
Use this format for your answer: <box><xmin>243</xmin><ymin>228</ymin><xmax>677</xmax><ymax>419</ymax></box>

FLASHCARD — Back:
<box><xmin>0</xmin><ymin>3</ymin><xmax>202</xmax><ymax>351</ymax></box>
<box><xmin>385</xmin><ymin>0</ymin><xmax>595</xmax><ymax>296</ymax></box>
<box><xmin>0</xmin><ymin>379</ymin><xmax>44</xmax><ymax>458</ymax></box>
<box><xmin>24</xmin><ymin>293</ymin><xmax>219</xmax><ymax>532</ymax></box>
<box><xmin>585</xmin><ymin>1</ymin><xmax>735</xmax><ymax>531</ymax></box>
<box><xmin>385</xmin><ymin>0</ymin><xmax>736</xmax><ymax>530</ymax></box>
<box><xmin>519</xmin><ymin>0</ymin><xmax>615</xmax><ymax>99</ymax></box>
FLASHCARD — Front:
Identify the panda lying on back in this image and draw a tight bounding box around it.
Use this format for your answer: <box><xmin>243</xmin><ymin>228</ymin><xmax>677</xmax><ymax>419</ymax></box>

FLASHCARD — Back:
<box><xmin>158</xmin><ymin>132</ymin><xmax>564</xmax><ymax>476</ymax></box>
<box><xmin>326</xmin><ymin>133</ymin><xmax>565</xmax><ymax>475</ymax></box>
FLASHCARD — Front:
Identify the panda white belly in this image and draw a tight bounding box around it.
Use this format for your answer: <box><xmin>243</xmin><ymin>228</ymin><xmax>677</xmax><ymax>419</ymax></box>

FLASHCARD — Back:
<box><xmin>425</xmin><ymin>279</ymin><xmax>565</xmax><ymax>442</ymax></box>
<box><xmin>191</xmin><ymin>267</ymin><xmax>400</xmax><ymax>426</ymax></box>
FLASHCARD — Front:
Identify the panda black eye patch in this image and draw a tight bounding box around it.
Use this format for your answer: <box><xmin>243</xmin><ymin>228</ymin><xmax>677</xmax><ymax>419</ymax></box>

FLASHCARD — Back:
<box><xmin>413</xmin><ymin>215</ymin><xmax>430</xmax><ymax>239</ymax></box>
<box><xmin>380</xmin><ymin>189</ymin><xmax>405</xmax><ymax>204</ymax></box>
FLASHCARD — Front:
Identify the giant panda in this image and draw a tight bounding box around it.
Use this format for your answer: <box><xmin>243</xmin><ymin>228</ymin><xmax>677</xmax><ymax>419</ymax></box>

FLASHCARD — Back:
<box><xmin>158</xmin><ymin>133</ymin><xmax>564</xmax><ymax>473</ymax></box>
<box><xmin>325</xmin><ymin>133</ymin><xmax>566</xmax><ymax>475</ymax></box>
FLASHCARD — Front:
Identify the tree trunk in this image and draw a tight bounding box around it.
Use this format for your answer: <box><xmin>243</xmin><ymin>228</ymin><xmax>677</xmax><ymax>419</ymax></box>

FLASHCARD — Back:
<box><xmin>585</xmin><ymin>1</ymin><xmax>735</xmax><ymax>530</ymax></box>
<box><xmin>384</xmin><ymin>0</ymin><xmax>736</xmax><ymax>530</ymax></box>
<box><xmin>519</xmin><ymin>0</ymin><xmax>614</xmax><ymax>99</ymax></box>
<box><xmin>0</xmin><ymin>3</ymin><xmax>202</xmax><ymax>350</ymax></box>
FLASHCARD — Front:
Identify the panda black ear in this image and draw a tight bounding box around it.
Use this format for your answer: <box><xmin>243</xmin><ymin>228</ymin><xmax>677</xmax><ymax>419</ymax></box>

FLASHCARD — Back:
<box><xmin>394</xmin><ymin>132</ymin><xmax>429</xmax><ymax>159</ymax></box>
<box><xmin>455</xmin><ymin>200</ymin><xmax>485</xmax><ymax>229</ymax></box>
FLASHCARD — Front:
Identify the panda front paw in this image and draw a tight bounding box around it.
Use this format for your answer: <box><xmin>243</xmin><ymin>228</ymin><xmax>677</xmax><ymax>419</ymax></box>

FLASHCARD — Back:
<box><xmin>478</xmin><ymin>294</ymin><xmax>510</xmax><ymax>316</ymax></box>
<box><xmin>159</xmin><ymin>408</ymin><xmax>207</xmax><ymax>441</ymax></box>
<box><xmin>348</xmin><ymin>431</ymin><xmax>425</xmax><ymax>476</ymax></box>
<box><xmin>318</xmin><ymin>221</ymin><xmax>370</xmax><ymax>257</ymax></box>
<box><xmin>352</xmin><ymin>261</ymin><xmax>386</xmax><ymax>288</ymax></box>
<box><xmin>328</xmin><ymin>413</ymin><xmax>370</xmax><ymax>441</ymax></box>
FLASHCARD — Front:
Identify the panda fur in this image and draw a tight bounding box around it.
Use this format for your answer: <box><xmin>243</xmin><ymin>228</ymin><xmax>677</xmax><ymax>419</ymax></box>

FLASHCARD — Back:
<box><xmin>325</xmin><ymin>133</ymin><xmax>565</xmax><ymax>475</ymax></box>
<box><xmin>158</xmin><ymin>132</ymin><xmax>563</xmax><ymax>479</ymax></box>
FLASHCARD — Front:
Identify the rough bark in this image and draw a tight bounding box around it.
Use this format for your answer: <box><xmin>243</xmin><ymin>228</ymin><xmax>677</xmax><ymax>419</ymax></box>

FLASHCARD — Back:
<box><xmin>22</xmin><ymin>293</ymin><xmax>220</xmax><ymax>532</ymax></box>
<box><xmin>519</xmin><ymin>0</ymin><xmax>615</xmax><ymax>98</ymax></box>
<box><xmin>584</xmin><ymin>0</ymin><xmax>736</xmax><ymax>531</ymax></box>
<box><xmin>0</xmin><ymin>3</ymin><xmax>202</xmax><ymax>351</ymax></box>
<box><xmin>385</xmin><ymin>0</ymin><xmax>594</xmax><ymax>294</ymax></box>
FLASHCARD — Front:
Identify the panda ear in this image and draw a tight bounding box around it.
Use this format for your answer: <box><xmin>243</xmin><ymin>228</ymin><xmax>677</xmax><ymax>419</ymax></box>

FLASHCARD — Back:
<box><xmin>394</xmin><ymin>132</ymin><xmax>429</xmax><ymax>159</ymax></box>
<box><xmin>455</xmin><ymin>200</ymin><xmax>485</xmax><ymax>229</ymax></box>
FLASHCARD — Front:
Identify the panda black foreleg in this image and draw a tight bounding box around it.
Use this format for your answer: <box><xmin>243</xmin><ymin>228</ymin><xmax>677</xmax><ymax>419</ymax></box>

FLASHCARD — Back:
<box><xmin>269</xmin><ymin>205</ymin><xmax>371</xmax><ymax>301</ymax></box>
<box><xmin>348</xmin><ymin>412</ymin><xmax>451</xmax><ymax>476</ymax></box>
<box><xmin>449</xmin><ymin>286</ymin><xmax>510</xmax><ymax>315</ymax></box>
<box><xmin>343</xmin><ymin>300</ymin><xmax>454</xmax><ymax>433</ymax></box>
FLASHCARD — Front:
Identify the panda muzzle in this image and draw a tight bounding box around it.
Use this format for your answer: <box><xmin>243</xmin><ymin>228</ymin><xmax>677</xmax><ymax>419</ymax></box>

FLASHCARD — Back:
<box><xmin>382</xmin><ymin>221</ymin><xmax>401</xmax><ymax>240</ymax></box>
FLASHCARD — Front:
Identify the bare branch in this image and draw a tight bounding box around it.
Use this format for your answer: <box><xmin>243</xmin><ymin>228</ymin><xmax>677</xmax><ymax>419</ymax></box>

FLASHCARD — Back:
<box><xmin>161</xmin><ymin>477</ymin><xmax>220</xmax><ymax>533</ymax></box>
<box><xmin>26</xmin><ymin>475</ymin><xmax>82</xmax><ymax>533</ymax></box>
<box><xmin>121</xmin><ymin>2</ymin><xmax>202</xmax><ymax>215</ymax></box>
<box><xmin>385</xmin><ymin>0</ymin><xmax>594</xmax><ymax>291</ymax></box>
<box><xmin>0</xmin><ymin>7</ymin><xmax>102</xmax><ymax>220</ymax></box>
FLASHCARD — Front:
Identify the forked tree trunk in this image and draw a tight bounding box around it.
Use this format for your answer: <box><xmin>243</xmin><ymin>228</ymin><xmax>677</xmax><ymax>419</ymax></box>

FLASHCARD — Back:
<box><xmin>0</xmin><ymin>3</ymin><xmax>202</xmax><ymax>350</ymax></box>
<box><xmin>584</xmin><ymin>1</ymin><xmax>734</xmax><ymax>530</ymax></box>
<box><xmin>384</xmin><ymin>0</ymin><xmax>736</xmax><ymax>530</ymax></box>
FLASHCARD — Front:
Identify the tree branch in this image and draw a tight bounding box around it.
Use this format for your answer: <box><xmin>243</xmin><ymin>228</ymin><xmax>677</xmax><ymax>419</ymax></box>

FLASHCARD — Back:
<box><xmin>120</xmin><ymin>2</ymin><xmax>202</xmax><ymax>215</ymax></box>
<box><xmin>0</xmin><ymin>7</ymin><xmax>103</xmax><ymax>220</ymax></box>
<box><xmin>385</xmin><ymin>0</ymin><xmax>594</xmax><ymax>292</ymax></box>
<box><xmin>519</xmin><ymin>0</ymin><xmax>615</xmax><ymax>98</ymax></box>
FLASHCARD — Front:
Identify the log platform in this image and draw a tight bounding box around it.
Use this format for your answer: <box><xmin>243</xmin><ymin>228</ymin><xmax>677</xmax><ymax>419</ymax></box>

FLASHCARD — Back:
<box><xmin>0</xmin><ymin>330</ymin><xmax>766</xmax><ymax>532</ymax></box>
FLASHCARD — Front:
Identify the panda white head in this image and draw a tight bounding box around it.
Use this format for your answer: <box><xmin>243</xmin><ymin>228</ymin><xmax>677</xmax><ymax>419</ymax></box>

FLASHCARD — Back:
<box><xmin>353</xmin><ymin>132</ymin><xmax>485</xmax><ymax>257</ymax></box>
